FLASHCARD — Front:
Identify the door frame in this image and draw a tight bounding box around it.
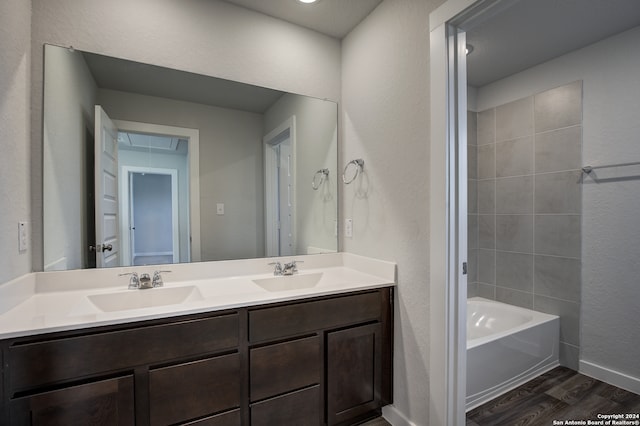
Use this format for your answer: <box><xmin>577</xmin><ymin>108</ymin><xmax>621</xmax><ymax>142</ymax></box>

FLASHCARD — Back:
<box><xmin>263</xmin><ymin>116</ymin><xmax>297</xmax><ymax>257</ymax></box>
<box><xmin>430</xmin><ymin>0</ymin><xmax>518</xmax><ymax>424</ymax></box>
<box><xmin>120</xmin><ymin>166</ymin><xmax>179</xmax><ymax>266</ymax></box>
<box><xmin>114</xmin><ymin>120</ymin><xmax>201</xmax><ymax>263</ymax></box>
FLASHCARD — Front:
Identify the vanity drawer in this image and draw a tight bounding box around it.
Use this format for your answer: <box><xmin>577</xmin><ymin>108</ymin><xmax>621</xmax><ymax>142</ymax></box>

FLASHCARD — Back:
<box><xmin>10</xmin><ymin>375</ymin><xmax>135</xmax><ymax>426</ymax></box>
<box><xmin>149</xmin><ymin>353</ymin><xmax>241</xmax><ymax>425</ymax></box>
<box><xmin>249</xmin><ymin>291</ymin><xmax>381</xmax><ymax>342</ymax></box>
<box><xmin>250</xmin><ymin>385</ymin><xmax>321</xmax><ymax>426</ymax></box>
<box><xmin>250</xmin><ymin>335</ymin><xmax>321</xmax><ymax>401</ymax></box>
<box><xmin>8</xmin><ymin>313</ymin><xmax>239</xmax><ymax>392</ymax></box>
<box><xmin>182</xmin><ymin>409</ymin><xmax>241</xmax><ymax>426</ymax></box>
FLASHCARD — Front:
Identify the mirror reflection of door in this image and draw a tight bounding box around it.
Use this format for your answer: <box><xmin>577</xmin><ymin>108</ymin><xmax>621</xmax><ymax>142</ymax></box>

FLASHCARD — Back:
<box><xmin>94</xmin><ymin>105</ymin><xmax>120</xmax><ymax>268</ymax></box>
<box><xmin>264</xmin><ymin>117</ymin><xmax>296</xmax><ymax>257</ymax></box>
<box><xmin>129</xmin><ymin>171</ymin><xmax>178</xmax><ymax>266</ymax></box>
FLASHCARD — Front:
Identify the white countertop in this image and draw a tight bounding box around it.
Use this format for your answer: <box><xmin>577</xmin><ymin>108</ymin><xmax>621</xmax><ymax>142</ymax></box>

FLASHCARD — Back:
<box><xmin>0</xmin><ymin>253</ymin><xmax>396</xmax><ymax>339</ymax></box>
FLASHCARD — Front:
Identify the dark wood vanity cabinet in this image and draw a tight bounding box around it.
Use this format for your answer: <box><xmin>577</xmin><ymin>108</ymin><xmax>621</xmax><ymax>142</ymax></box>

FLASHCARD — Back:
<box><xmin>11</xmin><ymin>375</ymin><xmax>135</xmax><ymax>425</ymax></box>
<box><xmin>0</xmin><ymin>287</ymin><xmax>393</xmax><ymax>425</ymax></box>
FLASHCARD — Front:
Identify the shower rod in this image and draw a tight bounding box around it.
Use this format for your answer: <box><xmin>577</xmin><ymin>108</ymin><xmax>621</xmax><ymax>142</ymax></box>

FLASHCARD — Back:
<box><xmin>581</xmin><ymin>160</ymin><xmax>640</xmax><ymax>174</ymax></box>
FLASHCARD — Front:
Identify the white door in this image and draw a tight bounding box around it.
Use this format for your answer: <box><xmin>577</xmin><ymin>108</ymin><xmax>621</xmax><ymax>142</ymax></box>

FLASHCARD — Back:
<box><xmin>94</xmin><ymin>105</ymin><xmax>120</xmax><ymax>268</ymax></box>
<box><xmin>277</xmin><ymin>140</ymin><xmax>294</xmax><ymax>256</ymax></box>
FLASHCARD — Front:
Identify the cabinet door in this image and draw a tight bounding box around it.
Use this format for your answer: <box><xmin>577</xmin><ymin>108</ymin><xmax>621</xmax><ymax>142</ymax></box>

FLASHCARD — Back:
<box><xmin>149</xmin><ymin>353</ymin><xmax>241</xmax><ymax>425</ymax></box>
<box><xmin>326</xmin><ymin>323</ymin><xmax>381</xmax><ymax>425</ymax></box>
<box><xmin>10</xmin><ymin>375</ymin><xmax>134</xmax><ymax>426</ymax></box>
<box><xmin>250</xmin><ymin>386</ymin><xmax>320</xmax><ymax>426</ymax></box>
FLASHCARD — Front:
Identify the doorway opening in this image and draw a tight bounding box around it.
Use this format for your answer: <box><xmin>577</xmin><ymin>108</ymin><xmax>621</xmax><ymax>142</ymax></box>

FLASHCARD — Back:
<box><xmin>264</xmin><ymin>116</ymin><xmax>297</xmax><ymax>257</ymax></box>
<box><xmin>122</xmin><ymin>167</ymin><xmax>179</xmax><ymax>266</ymax></box>
<box><xmin>114</xmin><ymin>120</ymin><xmax>201</xmax><ymax>266</ymax></box>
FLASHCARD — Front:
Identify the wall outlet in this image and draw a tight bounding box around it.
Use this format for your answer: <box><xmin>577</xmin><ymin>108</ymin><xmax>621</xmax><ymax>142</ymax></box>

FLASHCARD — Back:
<box><xmin>345</xmin><ymin>219</ymin><xmax>353</xmax><ymax>238</ymax></box>
<box><xmin>216</xmin><ymin>203</ymin><xmax>224</xmax><ymax>215</ymax></box>
<box><xmin>18</xmin><ymin>221</ymin><xmax>28</xmax><ymax>252</ymax></box>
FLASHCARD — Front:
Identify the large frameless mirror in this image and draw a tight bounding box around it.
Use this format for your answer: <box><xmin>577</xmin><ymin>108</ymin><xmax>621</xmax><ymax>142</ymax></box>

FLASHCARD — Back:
<box><xmin>43</xmin><ymin>44</ymin><xmax>337</xmax><ymax>271</ymax></box>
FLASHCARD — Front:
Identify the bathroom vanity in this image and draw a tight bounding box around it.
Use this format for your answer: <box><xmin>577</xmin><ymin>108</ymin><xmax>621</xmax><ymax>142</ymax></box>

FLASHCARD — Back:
<box><xmin>0</xmin><ymin>253</ymin><xmax>395</xmax><ymax>425</ymax></box>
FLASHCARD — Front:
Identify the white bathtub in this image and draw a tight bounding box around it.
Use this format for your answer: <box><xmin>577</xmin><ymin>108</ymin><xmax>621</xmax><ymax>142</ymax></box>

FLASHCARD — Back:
<box><xmin>466</xmin><ymin>297</ymin><xmax>560</xmax><ymax>411</ymax></box>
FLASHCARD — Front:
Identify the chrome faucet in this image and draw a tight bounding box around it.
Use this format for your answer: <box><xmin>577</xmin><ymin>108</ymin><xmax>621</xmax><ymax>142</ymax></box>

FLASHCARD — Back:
<box><xmin>282</xmin><ymin>260</ymin><xmax>303</xmax><ymax>276</ymax></box>
<box><xmin>152</xmin><ymin>270</ymin><xmax>171</xmax><ymax>288</ymax></box>
<box><xmin>139</xmin><ymin>273</ymin><xmax>153</xmax><ymax>289</ymax></box>
<box><xmin>119</xmin><ymin>272</ymin><xmax>140</xmax><ymax>290</ymax></box>
<box><xmin>269</xmin><ymin>262</ymin><xmax>283</xmax><ymax>276</ymax></box>
<box><xmin>120</xmin><ymin>270</ymin><xmax>171</xmax><ymax>289</ymax></box>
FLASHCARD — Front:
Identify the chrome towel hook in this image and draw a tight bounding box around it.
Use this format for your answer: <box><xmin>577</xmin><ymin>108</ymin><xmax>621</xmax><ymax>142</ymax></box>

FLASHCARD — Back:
<box><xmin>312</xmin><ymin>169</ymin><xmax>329</xmax><ymax>190</ymax></box>
<box><xmin>342</xmin><ymin>159</ymin><xmax>364</xmax><ymax>184</ymax></box>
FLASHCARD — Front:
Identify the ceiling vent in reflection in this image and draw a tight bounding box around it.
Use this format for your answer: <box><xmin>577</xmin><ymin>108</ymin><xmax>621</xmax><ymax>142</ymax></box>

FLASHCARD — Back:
<box><xmin>118</xmin><ymin>132</ymin><xmax>185</xmax><ymax>152</ymax></box>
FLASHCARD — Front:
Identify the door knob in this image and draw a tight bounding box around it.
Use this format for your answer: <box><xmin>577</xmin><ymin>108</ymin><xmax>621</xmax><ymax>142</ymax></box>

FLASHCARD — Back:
<box><xmin>102</xmin><ymin>244</ymin><xmax>113</xmax><ymax>252</ymax></box>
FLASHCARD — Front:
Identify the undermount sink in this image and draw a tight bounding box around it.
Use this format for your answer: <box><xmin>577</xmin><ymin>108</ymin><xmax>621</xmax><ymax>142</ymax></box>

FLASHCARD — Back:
<box><xmin>88</xmin><ymin>286</ymin><xmax>204</xmax><ymax>312</ymax></box>
<box><xmin>252</xmin><ymin>272</ymin><xmax>323</xmax><ymax>292</ymax></box>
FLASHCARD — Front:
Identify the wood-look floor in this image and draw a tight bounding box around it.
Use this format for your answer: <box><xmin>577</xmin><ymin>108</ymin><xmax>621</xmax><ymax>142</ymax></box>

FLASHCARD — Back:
<box><xmin>467</xmin><ymin>366</ymin><xmax>640</xmax><ymax>426</ymax></box>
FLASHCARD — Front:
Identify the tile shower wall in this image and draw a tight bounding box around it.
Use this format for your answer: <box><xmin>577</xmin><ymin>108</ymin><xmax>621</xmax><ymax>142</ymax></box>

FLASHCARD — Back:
<box><xmin>468</xmin><ymin>81</ymin><xmax>583</xmax><ymax>369</ymax></box>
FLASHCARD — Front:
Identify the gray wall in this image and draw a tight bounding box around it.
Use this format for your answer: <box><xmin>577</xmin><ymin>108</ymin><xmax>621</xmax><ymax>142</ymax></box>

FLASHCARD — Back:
<box><xmin>98</xmin><ymin>89</ymin><xmax>265</xmax><ymax>261</ymax></box>
<box><xmin>0</xmin><ymin>0</ymin><xmax>31</xmax><ymax>284</ymax></box>
<box><xmin>43</xmin><ymin>45</ymin><xmax>98</xmax><ymax>271</ymax></box>
<box><xmin>474</xmin><ymin>26</ymin><xmax>640</xmax><ymax>387</ymax></box>
<box><xmin>341</xmin><ymin>0</ymin><xmax>445</xmax><ymax>423</ymax></box>
<box><xmin>468</xmin><ymin>81</ymin><xmax>583</xmax><ymax>369</ymax></box>
<box><xmin>264</xmin><ymin>93</ymin><xmax>338</xmax><ymax>255</ymax></box>
<box><xmin>29</xmin><ymin>0</ymin><xmax>341</xmax><ymax>271</ymax></box>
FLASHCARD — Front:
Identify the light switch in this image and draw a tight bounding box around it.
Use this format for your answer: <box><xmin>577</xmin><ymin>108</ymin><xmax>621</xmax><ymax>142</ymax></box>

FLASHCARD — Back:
<box><xmin>345</xmin><ymin>219</ymin><xmax>353</xmax><ymax>238</ymax></box>
<box><xmin>18</xmin><ymin>221</ymin><xmax>28</xmax><ymax>252</ymax></box>
<box><xmin>216</xmin><ymin>203</ymin><xmax>224</xmax><ymax>215</ymax></box>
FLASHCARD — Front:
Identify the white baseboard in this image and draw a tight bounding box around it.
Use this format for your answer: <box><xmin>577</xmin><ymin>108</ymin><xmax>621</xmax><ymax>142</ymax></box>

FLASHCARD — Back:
<box><xmin>382</xmin><ymin>405</ymin><xmax>419</xmax><ymax>426</ymax></box>
<box><xmin>580</xmin><ymin>360</ymin><xmax>640</xmax><ymax>394</ymax></box>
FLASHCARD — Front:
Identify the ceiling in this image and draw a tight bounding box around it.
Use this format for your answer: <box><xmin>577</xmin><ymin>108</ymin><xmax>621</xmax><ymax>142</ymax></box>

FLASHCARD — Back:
<box><xmin>465</xmin><ymin>0</ymin><xmax>640</xmax><ymax>87</ymax></box>
<box><xmin>82</xmin><ymin>51</ymin><xmax>285</xmax><ymax>114</ymax></box>
<box><xmin>222</xmin><ymin>0</ymin><xmax>383</xmax><ymax>39</ymax></box>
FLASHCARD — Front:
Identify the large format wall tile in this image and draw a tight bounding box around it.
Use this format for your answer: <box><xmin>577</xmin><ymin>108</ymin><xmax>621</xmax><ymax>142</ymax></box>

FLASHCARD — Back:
<box><xmin>477</xmin><ymin>249</ymin><xmax>495</xmax><ymax>285</ymax></box>
<box><xmin>535</xmin><ymin>215</ymin><xmax>581</xmax><ymax>258</ymax></box>
<box><xmin>496</xmin><ymin>214</ymin><xmax>534</xmax><ymax>253</ymax></box>
<box><xmin>534</xmin><ymin>295</ymin><xmax>581</xmax><ymax>346</ymax></box>
<box><xmin>477</xmin><ymin>144</ymin><xmax>495</xmax><ymax>179</ymax></box>
<box><xmin>468</xmin><ymin>214</ymin><xmax>478</xmax><ymax>250</ymax></box>
<box><xmin>496</xmin><ymin>97</ymin><xmax>533</xmax><ymax>142</ymax></box>
<box><xmin>468</xmin><ymin>81</ymin><xmax>582</xmax><ymax>369</ymax></box>
<box><xmin>477</xmin><ymin>108</ymin><xmax>495</xmax><ymax>145</ymax></box>
<box><xmin>496</xmin><ymin>251</ymin><xmax>533</xmax><ymax>292</ymax></box>
<box><xmin>468</xmin><ymin>145</ymin><xmax>478</xmax><ymax>179</ymax></box>
<box><xmin>477</xmin><ymin>283</ymin><xmax>496</xmax><ymax>299</ymax></box>
<box><xmin>535</xmin><ymin>126</ymin><xmax>582</xmax><ymax>173</ymax></box>
<box><xmin>467</xmin><ymin>111</ymin><xmax>478</xmax><ymax>146</ymax></box>
<box><xmin>496</xmin><ymin>287</ymin><xmax>534</xmax><ymax>309</ymax></box>
<box><xmin>534</xmin><ymin>255</ymin><xmax>581</xmax><ymax>302</ymax></box>
<box><xmin>535</xmin><ymin>171</ymin><xmax>582</xmax><ymax>214</ymax></box>
<box><xmin>478</xmin><ymin>214</ymin><xmax>495</xmax><ymax>249</ymax></box>
<box><xmin>496</xmin><ymin>176</ymin><xmax>534</xmax><ymax>214</ymax></box>
<box><xmin>534</xmin><ymin>81</ymin><xmax>582</xmax><ymax>133</ymax></box>
<box><xmin>477</xmin><ymin>180</ymin><xmax>495</xmax><ymax>214</ymax></box>
<box><xmin>496</xmin><ymin>136</ymin><xmax>533</xmax><ymax>177</ymax></box>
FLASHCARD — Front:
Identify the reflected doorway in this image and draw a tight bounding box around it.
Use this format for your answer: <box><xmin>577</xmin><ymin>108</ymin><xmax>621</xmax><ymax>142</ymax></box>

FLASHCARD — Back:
<box><xmin>125</xmin><ymin>169</ymin><xmax>179</xmax><ymax>266</ymax></box>
<box><xmin>264</xmin><ymin>116</ymin><xmax>297</xmax><ymax>257</ymax></box>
